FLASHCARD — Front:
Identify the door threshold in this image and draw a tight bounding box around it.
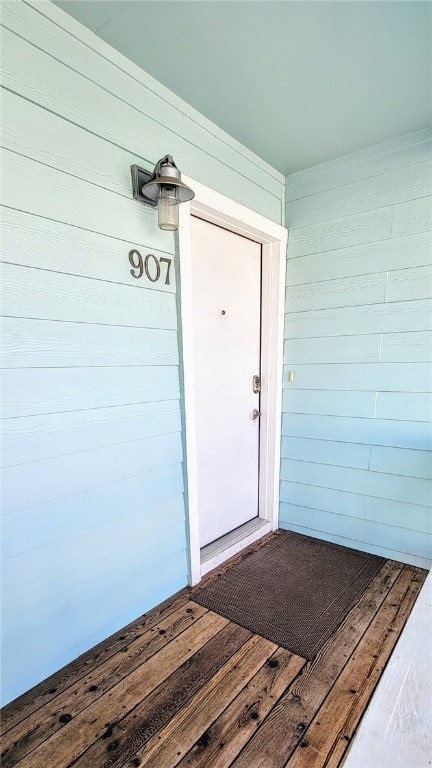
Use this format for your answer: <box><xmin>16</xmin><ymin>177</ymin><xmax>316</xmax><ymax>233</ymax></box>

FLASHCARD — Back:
<box><xmin>200</xmin><ymin>518</ymin><xmax>271</xmax><ymax>578</ymax></box>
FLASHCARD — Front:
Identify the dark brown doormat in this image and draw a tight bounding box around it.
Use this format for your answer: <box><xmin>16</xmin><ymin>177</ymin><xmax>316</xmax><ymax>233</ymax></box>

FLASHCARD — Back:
<box><xmin>193</xmin><ymin>530</ymin><xmax>385</xmax><ymax>659</ymax></box>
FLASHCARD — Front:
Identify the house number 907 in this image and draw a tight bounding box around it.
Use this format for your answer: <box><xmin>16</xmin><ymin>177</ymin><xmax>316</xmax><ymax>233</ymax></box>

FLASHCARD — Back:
<box><xmin>128</xmin><ymin>249</ymin><xmax>172</xmax><ymax>285</ymax></box>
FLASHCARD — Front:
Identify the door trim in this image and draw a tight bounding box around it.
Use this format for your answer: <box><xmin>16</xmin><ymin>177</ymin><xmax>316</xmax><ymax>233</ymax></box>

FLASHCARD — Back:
<box><xmin>178</xmin><ymin>177</ymin><xmax>288</xmax><ymax>585</ymax></box>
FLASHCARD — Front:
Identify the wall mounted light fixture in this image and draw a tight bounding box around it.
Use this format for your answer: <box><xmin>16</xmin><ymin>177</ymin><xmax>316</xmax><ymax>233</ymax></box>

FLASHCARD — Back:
<box><xmin>131</xmin><ymin>155</ymin><xmax>195</xmax><ymax>231</ymax></box>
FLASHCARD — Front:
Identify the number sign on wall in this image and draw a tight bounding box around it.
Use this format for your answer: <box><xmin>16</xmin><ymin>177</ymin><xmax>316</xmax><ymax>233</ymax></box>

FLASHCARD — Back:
<box><xmin>128</xmin><ymin>249</ymin><xmax>172</xmax><ymax>285</ymax></box>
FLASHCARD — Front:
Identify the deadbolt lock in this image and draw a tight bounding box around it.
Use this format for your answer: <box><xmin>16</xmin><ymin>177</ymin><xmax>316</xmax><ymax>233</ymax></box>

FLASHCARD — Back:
<box><xmin>253</xmin><ymin>375</ymin><xmax>261</xmax><ymax>394</ymax></box>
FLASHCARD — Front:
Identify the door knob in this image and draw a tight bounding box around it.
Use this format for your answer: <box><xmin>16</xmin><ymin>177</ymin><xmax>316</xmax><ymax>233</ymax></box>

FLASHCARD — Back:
<box><xmin>252</xmin><ymin>409</ymin><xmax>260</xmax><ymax>420</ymax></box>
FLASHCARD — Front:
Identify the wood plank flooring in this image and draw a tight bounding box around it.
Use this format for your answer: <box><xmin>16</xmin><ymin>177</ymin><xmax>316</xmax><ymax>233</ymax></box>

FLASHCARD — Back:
<box><xmin>1</xmin><ymin>536</ymin><xmax>427</xmax><ymax>768</ymax></box>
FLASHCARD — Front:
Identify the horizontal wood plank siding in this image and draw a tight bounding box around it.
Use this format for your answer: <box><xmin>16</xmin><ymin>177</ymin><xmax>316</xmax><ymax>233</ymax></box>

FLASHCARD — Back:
<box><xmin>282</xmin><ymin>131</ymin><xmax>432</xmax><ymax>567</ymax></box>
<box><xmin>0</xmin><ymin>0</ymin><xmax>283</xmax><ymax>706</ymax></box>
<box><xmin>286</xmin><ymin>160</ymin><xmax>432</xmax><ymax>229</ymax></box>
<box><xmin>285</xmin><ymin>129</ymin><xmax>432</xmax><ymax>200</ymax></box>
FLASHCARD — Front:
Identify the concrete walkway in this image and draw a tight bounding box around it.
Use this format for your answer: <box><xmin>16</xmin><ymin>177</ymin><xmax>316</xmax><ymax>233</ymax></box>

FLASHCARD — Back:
<box><xmin>343</xmin><ymin>569</ymin><xmax>432</xmax><ymax>768</ymax></box>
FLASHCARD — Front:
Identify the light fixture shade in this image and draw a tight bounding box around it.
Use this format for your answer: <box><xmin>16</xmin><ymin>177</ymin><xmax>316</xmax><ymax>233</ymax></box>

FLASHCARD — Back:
<box><xmin>142</xmin><ymin>176</ymin><xmax>194</xmax><ymax>203</ymax></box>
<box><xmin>141</xmin><ymin>155</ymin><xmax>195</xmax><ymax>204</ymax></box>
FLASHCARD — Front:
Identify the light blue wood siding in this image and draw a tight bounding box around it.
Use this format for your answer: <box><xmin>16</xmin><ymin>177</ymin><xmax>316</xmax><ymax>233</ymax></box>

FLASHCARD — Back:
<box><xmin>282</xmin><ymin>130</ymin><xmax>432</xmax><ymax>568</ymax></box>
<box><xmin>0</xmin><ymin>1</ymin><xmax>284</xmax><ymax>706</ymax></box>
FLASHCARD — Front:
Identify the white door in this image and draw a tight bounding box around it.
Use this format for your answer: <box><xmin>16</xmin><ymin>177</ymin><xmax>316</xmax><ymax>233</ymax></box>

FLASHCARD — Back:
<box><xmin>191</xmin><ymin>216</ymin><xmax>262</xmax><ymax>548</ymax></box>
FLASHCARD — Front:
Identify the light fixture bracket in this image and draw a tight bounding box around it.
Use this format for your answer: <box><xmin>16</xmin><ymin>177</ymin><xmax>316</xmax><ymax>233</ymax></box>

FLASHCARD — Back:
<box><xmin>130</xmin><ymin>165</ymin><xmax>158</xmax><ymax>207</ymax></box>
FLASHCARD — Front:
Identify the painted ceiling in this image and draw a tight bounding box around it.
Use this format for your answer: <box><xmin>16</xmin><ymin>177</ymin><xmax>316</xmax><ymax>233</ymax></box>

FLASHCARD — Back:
<box><xmin>56</xmin><ymin>1</ymin><xmax>432</xmax><ymax>174</ymax></box>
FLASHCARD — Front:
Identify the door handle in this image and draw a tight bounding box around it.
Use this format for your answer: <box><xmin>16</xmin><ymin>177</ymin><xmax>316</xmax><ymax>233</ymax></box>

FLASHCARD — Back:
<box><xmin>252</xmin><ymin>409</ymin><xmax>261</xmax><ymax>420</ymax></box>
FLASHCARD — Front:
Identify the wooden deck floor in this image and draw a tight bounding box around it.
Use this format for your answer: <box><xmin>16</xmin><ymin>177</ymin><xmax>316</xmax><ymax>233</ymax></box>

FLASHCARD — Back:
<box><xmin>1</xmin><ymin>537</ymin><xmax>427</xmax><ymax>768</ymax></box>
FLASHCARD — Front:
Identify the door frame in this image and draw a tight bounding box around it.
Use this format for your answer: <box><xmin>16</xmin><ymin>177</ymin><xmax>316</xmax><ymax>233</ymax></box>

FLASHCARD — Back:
<box><xmin>178</xmin><ymin>177</ymin><xmax>288</xmax><ymax>585</ymax></box>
